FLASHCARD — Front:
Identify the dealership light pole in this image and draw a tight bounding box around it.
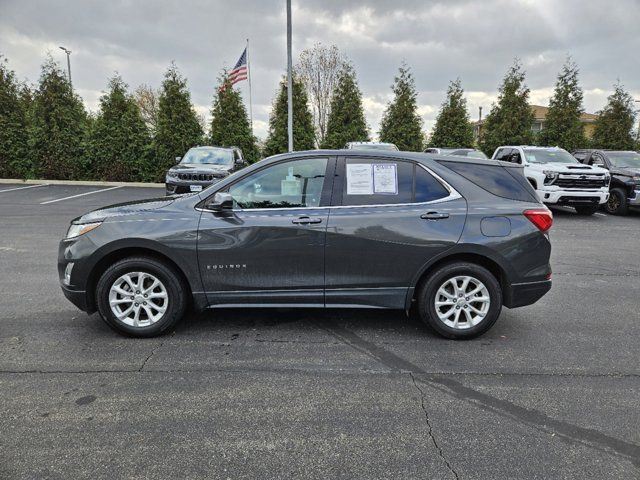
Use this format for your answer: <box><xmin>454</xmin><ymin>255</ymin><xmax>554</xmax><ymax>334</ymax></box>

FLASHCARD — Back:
<box><xmin>635</xmin><ymin>100</ymin><xmax>640</xmax><ymax>143</ymax></box>
<box><xmin>59</xmin><ymin>46</ymin><xmax>72</xmax><ymax>87</ymax></box>
<box><xmin>286</xmin><ymin>0</ymin><xmax>293</xmax><ymax>152</ymax></box>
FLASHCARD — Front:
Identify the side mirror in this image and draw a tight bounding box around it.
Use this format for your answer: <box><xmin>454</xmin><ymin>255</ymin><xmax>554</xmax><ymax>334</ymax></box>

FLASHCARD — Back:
<box><xmin>208</xmin><ymin>192</ymin><xmax>234</xmax><ymax>211</ymax></box>
<box><xmin>175</xmin><ymin>156</ymin><xmax>182</xmax><ymax>164</ymax></box>
<box><xmin>235</xmin><ymin>157</ymin><xmax>245</xmax><ymax>165</ymax></box>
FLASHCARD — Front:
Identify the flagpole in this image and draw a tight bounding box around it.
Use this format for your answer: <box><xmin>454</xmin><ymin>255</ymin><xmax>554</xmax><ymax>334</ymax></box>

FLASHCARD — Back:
<box><xmin>246</xmin><ymin>38</ymin><xmax>254</xmax><ymax>136</ymax></box>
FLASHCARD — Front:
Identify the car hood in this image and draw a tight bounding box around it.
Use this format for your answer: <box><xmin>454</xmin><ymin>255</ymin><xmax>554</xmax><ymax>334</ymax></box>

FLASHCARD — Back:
<box><xmin>528</xmin><ymin>162</ymin><xmax>607</xmax><ymax>174</ymax></box>
<box><xmin>73</xmin><ymin>196</ymin><xmax>181</xmax><ymax>224</ymax></box>
<box><xmin>169</xmin><ymin>163</ymin><xmax>233</xmax><ymax>174</ymax></box>
<box><xmin>612</xmin><ymin>166</ymin><xmax>640</xmax><ymax>177</ymax></box>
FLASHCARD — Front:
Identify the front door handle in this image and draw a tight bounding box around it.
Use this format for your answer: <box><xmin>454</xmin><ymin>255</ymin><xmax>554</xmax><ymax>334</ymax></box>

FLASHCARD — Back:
<box><xmin>292</xmin><ymin>216</ymin><xmax>323</xmax><ymax>225</ymax></box>
<box><xmin>420</xmin><ymin>211</ymin><xmax>450</xmax><ymax>220</ymax></box>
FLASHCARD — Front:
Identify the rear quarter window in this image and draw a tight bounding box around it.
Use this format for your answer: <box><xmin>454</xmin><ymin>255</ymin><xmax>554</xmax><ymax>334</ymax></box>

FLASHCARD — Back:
<box><xmin>439</xmin><ymin>161</ymin><xmax>538</xmax><ymax>202</ymax></box>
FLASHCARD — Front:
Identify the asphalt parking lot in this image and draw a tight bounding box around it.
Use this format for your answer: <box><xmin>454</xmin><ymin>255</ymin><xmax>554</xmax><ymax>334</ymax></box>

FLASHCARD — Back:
<box><xmin>1</xmin><ymin>183</ymin><xmax>639</xmax><ymax>479</ymax></box>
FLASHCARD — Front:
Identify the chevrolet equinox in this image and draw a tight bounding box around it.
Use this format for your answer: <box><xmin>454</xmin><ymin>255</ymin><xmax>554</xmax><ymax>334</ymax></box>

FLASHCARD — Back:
<box><xmin>59</xmin><ymin>150</ymin><xmax>552</xmax><ymax>339</ymax></box>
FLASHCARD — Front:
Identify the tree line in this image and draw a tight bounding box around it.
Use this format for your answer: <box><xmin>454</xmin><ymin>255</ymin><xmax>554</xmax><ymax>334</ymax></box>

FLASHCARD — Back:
<box><xmin>0</xmin><ymin>49</ymin><xmax>637</xmax><ymax>182</ymax></box>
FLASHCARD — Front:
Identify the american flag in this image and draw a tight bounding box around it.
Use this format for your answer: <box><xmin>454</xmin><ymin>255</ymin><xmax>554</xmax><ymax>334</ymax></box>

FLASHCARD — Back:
<box><xmin>229</xmin><ymin>48</ymin><xmax>248</xmax><ymax>85</ymax></box>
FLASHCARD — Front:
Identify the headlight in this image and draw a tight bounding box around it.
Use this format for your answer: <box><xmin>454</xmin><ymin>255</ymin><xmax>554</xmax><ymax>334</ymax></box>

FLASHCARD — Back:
<box><xmin>543</xmin><ymin>170</ymin><xmax>558</xmax><ymax>179</ymax></box>
<box><xmin>66</xmin><ymin>222</ymin><xmax>101</xmax><ymax>239</ymax></box>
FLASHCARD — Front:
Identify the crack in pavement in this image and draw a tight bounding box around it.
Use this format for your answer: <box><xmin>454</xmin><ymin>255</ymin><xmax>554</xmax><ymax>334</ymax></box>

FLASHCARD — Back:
<box><xmin>315</xmin><ymin>320</ymin><xmax>640</xmax><ymax>469</ymax></box>
<box><xmin>410</xmin><ymin>372</ymin><xmax>459</xmax><ymax>480</ymax></box>
<box><xmin>139</xmin><ymin>330</ymin><xmax>175</xmax><ymax>371</ymax></box>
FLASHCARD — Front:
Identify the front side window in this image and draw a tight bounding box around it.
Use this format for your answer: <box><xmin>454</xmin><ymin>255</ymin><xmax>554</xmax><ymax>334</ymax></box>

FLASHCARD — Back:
<box><xmin>228</xmin><ymin>158</ymin><xmax>328</xmax><ymax>209</ymax></box>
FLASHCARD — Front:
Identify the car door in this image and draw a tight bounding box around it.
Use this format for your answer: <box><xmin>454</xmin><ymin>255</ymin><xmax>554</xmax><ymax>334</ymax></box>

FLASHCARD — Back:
<box><xmin>197</xmin><ymin>156</ymin><xmax>335</xmax><ymax>306</ymax></box>
<box><xmin>324</xmin><ymin>156</ymin><xmax>467</xmax><ymax>309</ymax></box>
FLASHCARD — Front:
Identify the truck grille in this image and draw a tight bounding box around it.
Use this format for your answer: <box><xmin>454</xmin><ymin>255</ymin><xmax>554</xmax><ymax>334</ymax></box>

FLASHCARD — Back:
<box><xmin>554</xmin><ymin>177</ymin><xmax>606</xmax><ymax>188</ymax></box>
<box><xmin>178</xmin><ymin>173</ymin><xmax>222</xmax><ymax>181</ymax></box>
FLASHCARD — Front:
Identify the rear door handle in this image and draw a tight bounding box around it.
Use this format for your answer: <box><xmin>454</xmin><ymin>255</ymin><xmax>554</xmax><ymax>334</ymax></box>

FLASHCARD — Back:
<box><xmin>420</xmin><ymin>211</ymin><xmax>450</xmax><ymax>220</ymax></box>
<box><xmin>292</xmin><ymin>216</ymin><xmax>323</xmax><ymax>225</ymax></box>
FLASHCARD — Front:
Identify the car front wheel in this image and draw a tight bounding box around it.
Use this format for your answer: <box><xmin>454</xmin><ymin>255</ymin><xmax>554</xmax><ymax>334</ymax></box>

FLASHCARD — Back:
<box><xmin>604</xmin><ymin>188</ymin><xmax>628</xmax><ymax>215</ymax></box>
<box><xmin>418</xmin><ymin>262</ymin><xmax>502</xmax><ymax>339</ymax></box>
<box><xmin>96</xmin><ymin>256</ymin><xmax>187</xmax><ymax>337</ymax></box>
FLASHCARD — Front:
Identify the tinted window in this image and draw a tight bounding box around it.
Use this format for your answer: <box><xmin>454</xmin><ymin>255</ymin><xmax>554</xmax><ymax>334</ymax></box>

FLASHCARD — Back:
<box><xmin>439</xmin><ymin>161</ymin><xmax>537</xmax><ymax>202</ymax></box>
<box><xmin>229</xmin><ymin>158</ymin><xmax>328</xmax><ymax>209</ymax></box>
<box><xmin>415</xmin><ymin>166</ymin><xmax>450</xmax><ymax>202</ymax></box>
<box><xmin>342</xmin><ymin>159</ymin><xmax>413</xmax><ymax>205</ymax></box>
<box><xmin>495</xmin><ymin>148</ymin><xmax>512</xmax><ymax>161</ymax></box>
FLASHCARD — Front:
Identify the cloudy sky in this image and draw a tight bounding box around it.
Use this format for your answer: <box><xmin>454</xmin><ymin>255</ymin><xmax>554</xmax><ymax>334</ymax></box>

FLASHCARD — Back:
<box><xmin>1</xmin><ymin>0</ymin><xmax>639</xmax><ymax>141</ymax></box>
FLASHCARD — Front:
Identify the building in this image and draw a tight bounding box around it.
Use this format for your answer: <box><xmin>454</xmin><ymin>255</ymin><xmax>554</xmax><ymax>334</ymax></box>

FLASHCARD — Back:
<box><xmin>473</xmin><ymin>105</ymin><xmax>598</xmax><ymax>142</ymax></box>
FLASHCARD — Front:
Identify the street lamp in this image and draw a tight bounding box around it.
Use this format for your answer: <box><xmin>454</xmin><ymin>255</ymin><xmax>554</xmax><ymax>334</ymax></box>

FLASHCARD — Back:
<box><xmin>59</xmin><ymin>46</ymin><xmax>72</xmax><ymax>86</ymax></box>
<box><xmin>286</xmin><ymin>0</ymin><xmax>293</xmax><ymax>152</ymax></box>
<box><xmin>635</xmin><ymin>100</ymin><xmax>640</xmax><ymax>143</ymax></box>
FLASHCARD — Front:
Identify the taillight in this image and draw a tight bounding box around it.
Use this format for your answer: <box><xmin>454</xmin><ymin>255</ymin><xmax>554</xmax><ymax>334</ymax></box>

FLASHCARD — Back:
<box><xmin>523</xmin><ymin>208</ymin><xmax>553</xmax><ymax>233</ymax></box>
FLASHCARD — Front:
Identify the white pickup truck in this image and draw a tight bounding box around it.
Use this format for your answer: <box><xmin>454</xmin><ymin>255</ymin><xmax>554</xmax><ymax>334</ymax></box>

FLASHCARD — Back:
<box><xmin>492</xmin><ymin>146</ymin><xmax>610</xmax><ymax>215</ymax></box>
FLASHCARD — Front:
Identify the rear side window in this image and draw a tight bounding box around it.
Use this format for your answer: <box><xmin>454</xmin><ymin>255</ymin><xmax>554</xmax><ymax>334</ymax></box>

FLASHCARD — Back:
<box><xmin>439</xmin><ymin>161</ymin><xmax>537</xmax><ymax>202</ymax></box>
<box><xmin>415</xmin><ymin>166</ymin><xmax>450</xmax><ymax>202</ymax></box>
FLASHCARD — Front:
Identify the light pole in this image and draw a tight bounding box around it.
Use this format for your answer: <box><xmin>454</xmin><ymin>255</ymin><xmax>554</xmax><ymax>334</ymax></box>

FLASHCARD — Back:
<box><xmin>635</xmin><ymin>100</ymin><xmax>640</xmax><ymax>144</ymax></box>
<box><xmin>286</xmin><ymin>0</ymin><xmax>293</xmax><ymax>152</ymax></box>
<box><xmin>59</xmin><ymin>46</ymin><xmax>72</xmax><ymax>86</ymax></box>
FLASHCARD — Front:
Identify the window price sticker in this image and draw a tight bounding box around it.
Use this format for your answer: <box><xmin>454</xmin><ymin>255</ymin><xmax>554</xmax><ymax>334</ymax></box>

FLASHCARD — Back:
<box><xmin>372</xmin><ymin>163</ymin><xmax>398</xmax><ymax>194</ymax></box>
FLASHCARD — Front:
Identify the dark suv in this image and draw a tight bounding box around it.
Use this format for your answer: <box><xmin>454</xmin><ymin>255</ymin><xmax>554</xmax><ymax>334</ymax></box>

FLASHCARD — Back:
<box><xmin>59</xmin><ymin>150</ymin><xmax>552</xmax><ymax>339</ymax></box>
<box><xmin>165</xmin><ymin>146</ymin><xmax>246</xmax><ymax>195</ymax></box>
<box><xmin>573</xmin><ymin>149</ymin><xmax>640</xmax><ymax>215</ymax></box>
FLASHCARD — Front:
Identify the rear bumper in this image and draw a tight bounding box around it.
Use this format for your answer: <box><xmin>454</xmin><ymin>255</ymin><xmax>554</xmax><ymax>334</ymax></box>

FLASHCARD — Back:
<box><xmin>504</xmin><ymin>279</ymin><xmax>552</xmax><ymax>308</ymax></box>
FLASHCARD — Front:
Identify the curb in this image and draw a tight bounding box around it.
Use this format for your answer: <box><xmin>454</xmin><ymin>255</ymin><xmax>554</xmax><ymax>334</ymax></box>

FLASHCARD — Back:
<box><xmin>0</xmin><ymin>178</ymin><xmax>164</xmax><ymax>188</ymax></box>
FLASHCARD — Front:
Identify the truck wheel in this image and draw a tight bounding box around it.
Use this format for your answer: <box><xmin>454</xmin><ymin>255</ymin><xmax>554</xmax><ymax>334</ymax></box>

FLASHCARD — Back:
<box><xmin>96</xmin><ymin>256</ymin><xmax>187</xmax><ymax>337</ymax></box>
<box><xmin>604</xmin><ymin>188</ymin><xmax>628</xmax><ymax>215</ymax></box>
<box><xmin>574</xmin><ymin>206</ymin><xmax>599</xmax><ymax>216</ymax></box>
<box><xmin>417</xmin><ymin>262</ymin><xmax>502</xmax><ymax>339</ymax></box>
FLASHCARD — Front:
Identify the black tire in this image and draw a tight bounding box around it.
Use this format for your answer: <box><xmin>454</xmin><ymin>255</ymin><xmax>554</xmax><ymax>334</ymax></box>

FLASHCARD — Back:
<box><xmin>417</xmin><ymin>262</ymin><xmax>502</xmax><ymax>339</ymax></box>
<box><xmin>604</xmin><ymin>188</ymin><xmax>628</xmax><ymax>216</ymax></box>
<box><xmin>574</xmin><ymin>205</ymin><xmax>599</xmax><ymax>216</ymax></box>
<box><xmin>95</xmin><ymin>256</ymin><xmax>187</xmax><ymax>337</ymax></box>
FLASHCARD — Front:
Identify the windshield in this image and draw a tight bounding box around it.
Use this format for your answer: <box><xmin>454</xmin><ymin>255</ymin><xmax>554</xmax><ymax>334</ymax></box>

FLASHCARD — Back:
<box><xmin>523</xmin><ymin>149</ymin><xmax>577</xmax><ymax>164</ymax></box>
<box><xmin>607</xmin><ymin>151</ymin><xmax>640</xmax><ymax>168</ymax></box>
<box><xmin>352</xmin><ymin>144</ymin><xmax>399</xmax><ymax>151</ymax></box>
<box><xmin>182</xmin><ymin>148</ymin><xmax>234</xmax><ymax>165</ymax></box>
<box><xmin>450</xmin><ymin>149</ymin><xmax>488</xmax><ymax>159</ymax></box>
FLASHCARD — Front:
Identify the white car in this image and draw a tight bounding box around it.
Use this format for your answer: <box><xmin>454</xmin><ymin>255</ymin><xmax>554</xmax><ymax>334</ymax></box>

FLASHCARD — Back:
<box><xmin>492</xmin><ymin>146</ymin><xmax>610</xmax><ymax>215</ymax></box>
<box><xmin>344</xmin><ymin>141</ymin><xmax>399</xmax><ymax>151</ymax></box>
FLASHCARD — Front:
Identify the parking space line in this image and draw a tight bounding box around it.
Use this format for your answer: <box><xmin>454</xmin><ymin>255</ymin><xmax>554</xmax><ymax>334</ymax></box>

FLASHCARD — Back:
<box><xmin>40</xmin><ymin>186</ymin><xmax>122</xmax><ymax>205</ymax></box>
<box><xmin>0</xmin><ymin>184</ymin><xmax>48</xmax><ymax>193</ymax></box>
<box><xmin>594</xmin><ymin>213</ymin><xmax>606</xmax><ymax>217</ymax></box>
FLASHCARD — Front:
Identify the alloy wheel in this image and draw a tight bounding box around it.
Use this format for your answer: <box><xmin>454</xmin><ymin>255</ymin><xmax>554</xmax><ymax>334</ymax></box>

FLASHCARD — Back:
<box><xmin>434</xmin><ymin>275</ymin><xmax>490</xmax><ymax>329</ymax></box>
<box><xmin>108</xmin><ymin>272</ymin><xmax>169</xmax><ymax>327</ymax></box>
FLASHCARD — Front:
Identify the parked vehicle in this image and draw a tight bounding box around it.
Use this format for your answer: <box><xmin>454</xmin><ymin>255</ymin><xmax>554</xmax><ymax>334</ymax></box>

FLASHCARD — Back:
<box><xmin>165</xmin><ymin>146</ymin><xmax>246</xmax><ymax>195</ymax></box>
<box><xmin>425</xmin><ymin>148</ymin><xmax>488</xmax><ymax>159</ymax></box>
<box><xmin>573</xmin><ymin>149</ymin><xmax>640</xmax><ymax>215</ymax></box>
<box><xmin>59</xmin><ymin>150</ymin><xmax>552</xmax><ymax>340</ymax></box>
<box><xmin>344</xmin><ymin>141</ymin><xmax>399</xmax><ymax>151</ymax></box>
<box><xmin>492</xmin><ymin>146</ymin><xmax>610</xmax><ymax>215</ymax></box>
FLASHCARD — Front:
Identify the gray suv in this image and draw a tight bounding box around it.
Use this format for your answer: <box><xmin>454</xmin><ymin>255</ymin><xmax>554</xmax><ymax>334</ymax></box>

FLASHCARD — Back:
<box><xmin>59</xmin><ymin>150</ymin><xmax>552</xmax><ymax>339</ymax></box>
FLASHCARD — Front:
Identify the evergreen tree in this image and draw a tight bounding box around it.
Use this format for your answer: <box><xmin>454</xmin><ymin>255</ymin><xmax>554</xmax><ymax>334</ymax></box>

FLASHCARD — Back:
<box><xmin>379</xmin><ymin>63</ymin><xmax>424</xmax><ymax>151</ymax></box>
<box><xmin>0</xmin><ymin>55</ymin><xmax>30</xmax><ymax>178</ymax></box>
<box><xmin>86</xmin><ymin>75</ymin><xmax>151</xmax><ymax>181</ymax></box>
<box><xmin>209</xmin><ymin>74</ymin><xmax>260</xmax><ymax>162</ymax></box>
<box><xmin>592</xmin><ymin>82</ymin><xmax>637</xmax><ymax>150</ymax></box>
<box><xmin>29</xmin><ymin>57</ymin><xmax>87</xmax><ymax>179</ymax></box>
<box><xmin>428</xmin><ymin>78</ymin><xmax>474</xmax><ymax>148</ymax></box>
<box><xmin>263</xmin><ymin>75</ymin><xmax>315</xmax><ymax>156</ymax></box>
<box><xmin>321</xmin><ymin>64</ymin><xmax>369</xmax><ymax>149</ymax></box>
<box><xmin>538</xmin><ymin>59</ymin><xmax>586</xmax><ymax>150</ymax></box>
<box><xmin>480</xmin><ymin>61</ymin><xmax>534</xmax><ymax>156</ymax></box>
<box><xmin>153</xmin><ymin>64</ymin><xmax>203</xmax><ymax>181</ymax></box>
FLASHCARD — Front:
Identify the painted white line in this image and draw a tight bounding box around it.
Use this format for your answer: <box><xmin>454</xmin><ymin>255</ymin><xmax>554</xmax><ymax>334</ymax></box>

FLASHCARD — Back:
<box><xmin>0</xmin><ymin>184</ymin><xmax>48</xmax><ymax>193</ymax></box>
<box><xmin>40</xmin><ymin>186</ymin><xmax>122</xmax><ymax>205</ymax></box>
<box><xmin>594</xmin><ymin>213</ymin><xmax>606</xmax><ymax>217</ymax></box>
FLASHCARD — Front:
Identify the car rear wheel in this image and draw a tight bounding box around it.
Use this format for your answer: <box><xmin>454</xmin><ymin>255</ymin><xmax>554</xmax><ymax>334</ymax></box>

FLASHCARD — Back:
<box><xmin>574</xmin><ymin>205</ymin><xmax>599</xmax><ymax>216</ymax></box>
<box><xmin>96</xmin><ymin>256</ymin><xmax>187</xmax><ymax>337</ymax></box>
<box><xmin>604</xmin><ymin>188</ymin><xmax>628</xmax><ymax>215</ymax></box>
<box><xmin>417</xmin><ymin>262</ymin><xmax>502</xmax><ymax>339</ymax></box>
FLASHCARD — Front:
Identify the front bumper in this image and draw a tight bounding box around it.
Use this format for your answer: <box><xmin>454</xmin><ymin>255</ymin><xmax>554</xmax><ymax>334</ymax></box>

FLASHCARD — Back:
<box><xmin>628</xmin><ymin>189</ymin><xmax>640</xmax><ymax>207</ymax></box>
<box><xmin>60</xmin><ymin>284</ymin><xmax>90</xmax><ymax>311</ymax></box>
<box><xmin>536</xmin><ymin>188</ymin><xmax>609</xmax><ymax>206</ymax></box>
<box><xmin>504</xmin><ymin>279</ymin><xmax>552</xmax><ymax>308</ymax></box>
<box><xmin>166</xmin><ymin>178</ymin><xmax>225</xmax><ymax>195</ymax></box>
